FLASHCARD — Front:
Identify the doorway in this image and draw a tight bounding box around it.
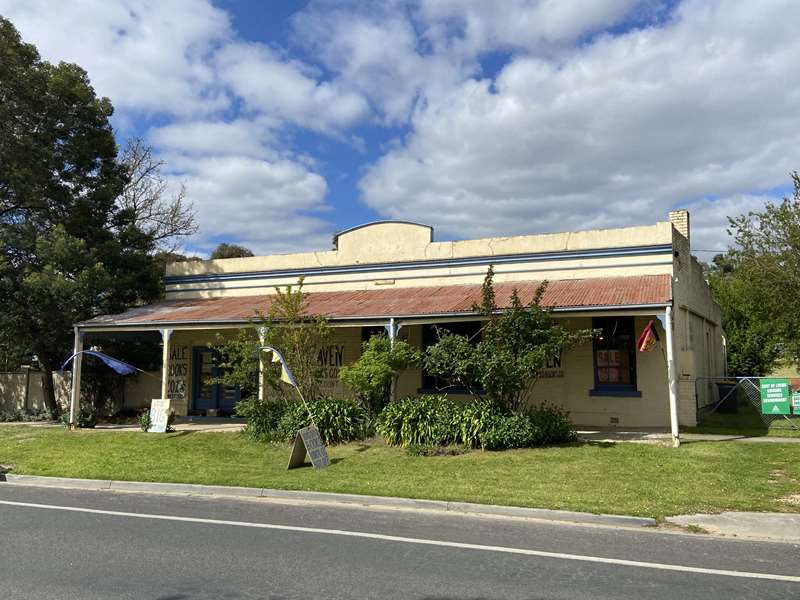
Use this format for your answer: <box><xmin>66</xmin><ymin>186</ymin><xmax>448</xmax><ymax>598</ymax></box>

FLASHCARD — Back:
<box><xmin>191</xmin><ymin>347</ymin><xmax>240</xmax><ymax>414</ymax></box>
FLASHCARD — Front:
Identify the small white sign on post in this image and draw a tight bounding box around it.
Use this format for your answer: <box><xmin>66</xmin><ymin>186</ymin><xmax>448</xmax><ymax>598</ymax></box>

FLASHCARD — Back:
<box><xmin>149</xmin><ymin>399</ymin><xmax>171</xmax><ymax>433</ymax></box>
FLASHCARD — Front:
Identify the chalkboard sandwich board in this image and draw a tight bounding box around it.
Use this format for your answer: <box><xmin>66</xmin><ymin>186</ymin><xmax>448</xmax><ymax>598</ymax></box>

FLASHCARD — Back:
<box><xmin>287</xmin><ymin>426</ymin><xmax>330</xmax><ymax>470</ymax></box>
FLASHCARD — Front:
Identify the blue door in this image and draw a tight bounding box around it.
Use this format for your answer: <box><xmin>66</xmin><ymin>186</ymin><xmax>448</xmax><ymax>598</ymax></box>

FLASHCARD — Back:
<box><xmin>192</xmin><ymin>347</ymin><xmax>240</xmax><ymax>413</ymax></box>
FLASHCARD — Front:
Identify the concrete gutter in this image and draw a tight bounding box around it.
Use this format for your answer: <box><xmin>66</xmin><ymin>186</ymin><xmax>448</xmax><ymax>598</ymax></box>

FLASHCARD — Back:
<box><xmin>1</xmin><ymin>473</ymin><xmax>656</xmax><ymax>528</ymax></box>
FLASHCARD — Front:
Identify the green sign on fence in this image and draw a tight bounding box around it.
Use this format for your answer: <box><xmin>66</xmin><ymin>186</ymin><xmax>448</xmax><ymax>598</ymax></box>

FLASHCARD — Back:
<box><xmin>792</xmin><ymin>393</ymin><xmax>800</xmax><ymax>413</ymax></box>
<box><xmin>759</xmin><ymin>378</ymin><xmax>791</xmax><ymax>415</ymax></box>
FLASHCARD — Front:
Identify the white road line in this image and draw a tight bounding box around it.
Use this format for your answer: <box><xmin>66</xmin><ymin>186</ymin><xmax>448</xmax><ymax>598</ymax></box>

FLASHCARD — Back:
<box><xmin>1</xmin><ymin>499</ymin><xmax>798</xmax><ymax>584</ymax></box>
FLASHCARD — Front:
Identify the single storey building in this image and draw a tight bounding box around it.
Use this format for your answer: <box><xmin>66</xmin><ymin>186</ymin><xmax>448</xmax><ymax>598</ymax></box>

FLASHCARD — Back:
<box><xmin>69</xmin><ymin>210</ymin><xmax>724</xmax><ymax>439</ymax></box>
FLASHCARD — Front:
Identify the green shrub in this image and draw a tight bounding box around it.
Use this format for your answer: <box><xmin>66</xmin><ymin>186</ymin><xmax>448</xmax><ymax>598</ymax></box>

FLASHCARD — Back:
<box><xmin>235</xmin><ymin>397</ymin><xmax>287</xmax><ymax>442</ymax></box>
<box><xmin>276</xmin><ymin>398</ymin><xmax>371</xmax><ymax>445</ymax></box>
<box><xmin>526</xmin><ymin>403</ymin><xmax>576</xmax><ymax>445</ymax></box>
<box><xmin>375</xmin><ymin>395</ymin><xmax>574</xmax><ymax>450</ymax></box>
<box><xmin>1</xmin><ymin>408</ymin><xmax>55</xmax><ymax>422</ymax></box>
<box><xmin>60</xmin><ymin>406</ymin><xmax>96</xmax><ymax>429</ymax></box>
<box><xmin>480</xmin><ymin>405</ymin><xmax>576</xmax><ymax>450</ymax></box>
<box><xmin>455</xmin><ymin>400</ymin><xmax>506</xmax><ymax>448</ymax></box>
<box><xmin>339</xmin><ymin>335</ymin><xmax>423</xmax><ymax>415</ymax></box>
<box><xmin>480</xmin><ymin>414</ymin><xmax>539</xmax><ymax>450</ymax></box>
<box><xmin>376</xmin><ymin>395</ymin><xmax>458</xmax><ymax>447</ymax></box>
<box><xmin>138</xmin><ymin>410</ymin><xmax>151</xmax><ymax>432</ymax></box>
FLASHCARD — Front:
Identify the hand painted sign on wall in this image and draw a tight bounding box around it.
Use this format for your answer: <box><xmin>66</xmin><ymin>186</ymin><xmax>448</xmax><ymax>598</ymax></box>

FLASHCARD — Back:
<box><xmin>760</xmin><ymin>378</ymin><xmax>790</xmax><ymax>415</ymax></box>
<box><xmin>539</xmin><ymin>354</ymin><xmax>564</xmax><ymax>378</ymax></box>
<box><xmin>317</xmin><ymin>343</ymin><xmax>345</xmax><ymax>393</ymax></box>
<box><xmin>167</xmin><ymin>346</ymin><xmax>188</xmax><ymax>402</ymax></box>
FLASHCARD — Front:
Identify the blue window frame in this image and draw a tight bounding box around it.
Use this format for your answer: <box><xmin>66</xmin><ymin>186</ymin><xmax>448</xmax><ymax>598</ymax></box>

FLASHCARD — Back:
<box><xmin>590</xmin><ymin>316</ymin><xmax>641</xmax><ymax>397</ymax></box>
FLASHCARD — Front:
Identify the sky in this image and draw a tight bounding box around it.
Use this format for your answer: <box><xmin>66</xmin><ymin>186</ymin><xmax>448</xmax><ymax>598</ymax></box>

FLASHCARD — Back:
<box><xmin>1</xmin><ymin>0</ymin><xmax>798</xmax><ymax>257</ymax></box>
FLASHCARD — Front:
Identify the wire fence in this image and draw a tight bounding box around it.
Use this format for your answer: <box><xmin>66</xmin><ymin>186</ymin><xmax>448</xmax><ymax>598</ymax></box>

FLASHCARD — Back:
<box><xmin>695</xmin><ymin>376</ymin><xmax>800</xmax><ymax>431</ymax></box>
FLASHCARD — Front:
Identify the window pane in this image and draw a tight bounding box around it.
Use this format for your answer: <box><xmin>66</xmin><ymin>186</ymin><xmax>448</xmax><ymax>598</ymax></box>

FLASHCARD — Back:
<box><xmin>593</xmin><ymin>317</ymin><xmax>636</xmax><ymax>389</ymax></box>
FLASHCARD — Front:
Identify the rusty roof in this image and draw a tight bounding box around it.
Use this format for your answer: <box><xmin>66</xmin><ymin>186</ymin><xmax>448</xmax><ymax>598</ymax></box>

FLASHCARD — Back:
<box><xmin>80</xmin><ymin>274</ymin><xmax>672</xmax><ymax>328</ymax></box>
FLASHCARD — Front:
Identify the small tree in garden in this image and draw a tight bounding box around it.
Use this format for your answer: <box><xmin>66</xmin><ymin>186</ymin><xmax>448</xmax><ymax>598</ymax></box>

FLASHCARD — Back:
<box><xmin>215</xmin><ymin>278</ymin><xmax>330</xmax><ymax>403</ymax></box>
<box><xmin>425</xmin><ymin>267</ymin><xmax>597</xmax><ymax>413</ymax></box>
<box><xmin>339</xmin><ymin>334</ymin><xmax>422</xmax><ymax>415</ymax></box>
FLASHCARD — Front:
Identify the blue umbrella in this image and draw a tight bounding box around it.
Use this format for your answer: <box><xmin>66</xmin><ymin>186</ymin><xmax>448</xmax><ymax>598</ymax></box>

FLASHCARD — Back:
<box><xmin>60</xmin><ymin>350</ymin><xmax>142</xmax><ymax>376</ymax></box>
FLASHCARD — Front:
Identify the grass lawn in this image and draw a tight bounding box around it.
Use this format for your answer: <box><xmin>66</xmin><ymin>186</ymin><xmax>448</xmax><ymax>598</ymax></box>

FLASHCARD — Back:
<box><xmin>685</xmin><ymin>403</ymin><xmax>800</xmax><ymax>438</ymax></box>
<box><xmin>1</xmin><ymin>425</ymin><xmax>799</xmax><ymax>519</ymax></box>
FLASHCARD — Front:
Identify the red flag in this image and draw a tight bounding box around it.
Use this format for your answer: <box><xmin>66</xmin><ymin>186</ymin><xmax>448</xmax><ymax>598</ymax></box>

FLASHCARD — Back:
<box><xmin>637</xmin><ymin>320</ymin><xmax>660</xmax><ymax>352</ymax></box>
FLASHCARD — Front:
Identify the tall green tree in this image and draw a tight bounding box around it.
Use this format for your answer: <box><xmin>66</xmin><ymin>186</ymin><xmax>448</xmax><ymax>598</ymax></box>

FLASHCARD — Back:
<box><xmin>425</xmin><ymin>267</ymin><xmax>596</xmax><ymax>413</ymax></box>
<box><xmin>210</xmin><ymin>242</ymin><xmax>254</xmax><ymax>260</ymax></box>
<box><xmin>708</xmin><ymin>172</ymin><xmax>800</xmax><ymax>373</ymax></box>
<box><xmin>215</xmin><ymin>278</ymin><xmax>330</xmax><ymax>404</ymax></box>
<box><xmin>0</xmin><ymin>17</ymin><xmax>160</xmax><ymax>412</ymax></box>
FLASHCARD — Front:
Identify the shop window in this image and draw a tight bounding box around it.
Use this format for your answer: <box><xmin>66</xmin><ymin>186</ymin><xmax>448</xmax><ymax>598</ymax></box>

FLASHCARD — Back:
<box><xmin>361</xmin><ymin>325</ymin><xmax>386</xmax><ymax>343</ymax></box>
<box><xmin>590</xmin><ymin>316</ymin><xmax>640</xmax><ymax>397</ymax></box>
<box><xmin>420</xmin><ymin>321</ymin><xmax>483</xmax><ymax>393</ymax></box>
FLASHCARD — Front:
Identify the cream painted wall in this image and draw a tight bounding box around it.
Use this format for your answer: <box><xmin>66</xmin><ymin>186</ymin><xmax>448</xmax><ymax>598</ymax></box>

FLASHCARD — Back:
<box><xmin>0</xmin><ymin>371</ymin><xmax>72</xmax><ymax>413</ymax></box>
<box><xmin>167</xmin><ymin>221</ymin><xmax>673</xmax><ymax>278</ymax></box>
<box><xmin>165</xmin><ymin>221</ymin><xmax>675</xmax><ymax>299</ymax></box>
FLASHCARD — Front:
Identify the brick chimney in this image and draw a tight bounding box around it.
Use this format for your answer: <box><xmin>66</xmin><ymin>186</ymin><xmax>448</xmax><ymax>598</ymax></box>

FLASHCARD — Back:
<box><xmin>668</xmin><ymin>209</ymin><xmax>690</xmax><ymax>246</ymax></box>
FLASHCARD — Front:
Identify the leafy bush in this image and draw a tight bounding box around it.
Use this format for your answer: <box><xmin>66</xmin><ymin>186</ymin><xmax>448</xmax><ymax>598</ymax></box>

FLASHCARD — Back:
<box><xmin>138</xmin><ymin>410</ymin><xmax>151</xmax><ymax>432</ymax></box>
<box><xmin>235</xmin><ymin>397</ymin><xmax>287</xmax><ymax>442</ymax></box>
<box><xmin>60</xmin><ymin>406</ymin><xmax>97</xmax><ymax>428</ymax></box>
<box><xmin>423</xmin><ymin>267</ymin><xmax>597</xmax><ymax>412</ymax></box>
<box><xmin>0</xmin><ymin>408</ymin><xmax>54</xmax><ymax>422</ymax></box>
<box><xmin>526</xmin><ymin>403</ymin><xmax>576</xmax><ymax>445</ymax></box>
<box><xmin>455</xmin><ymin>400</ymin><xmax>506</xmax><ymax>448</ymax></box>
<box><xmin>376</xmin><ymin>395</ymin><xmax>459</xmax><ymax>447</ymax></box>
<box><xmin>376</xmin><ymin>395</ymin><xmax>575</xmax><ymax>450</ymax></box>
<box><xmin>480</xmin><ymin>415</ymin><xmax>539</xmax><ymax>450</ymax></box>
<box><xmin>278</xmin><ymin>398</ymin><xmax>372</xmax><ymax>444</ymax></box>
<box><xmin>480</xmin><ymin>405</ymin><xmax>576</xmax><ymax>450</ymax></box>
<box><xmin>339</xmin><ymin>335</ymin><xmax>422</xmax><ymax>415</ymax></box>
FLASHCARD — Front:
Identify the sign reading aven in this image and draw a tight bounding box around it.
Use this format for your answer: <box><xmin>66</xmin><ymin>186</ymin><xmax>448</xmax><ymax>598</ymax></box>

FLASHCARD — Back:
<box><xmin>287</xmin><ymin>426</ymin><xmax>331</xmax><ymax>470</ymax></box>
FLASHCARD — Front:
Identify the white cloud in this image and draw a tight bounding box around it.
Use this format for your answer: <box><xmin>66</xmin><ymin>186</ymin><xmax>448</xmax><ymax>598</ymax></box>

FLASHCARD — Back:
<box><xmin>214</xmin><ymin>42</ymin><xmax>369</xmax><ymax>132</ymax></box>
<box><xmin>417</xmin><ymin>0</ymin><xmax>642</xmax><ymax>55</ymax></box>
<box><xmin>291</xmin><ymin>0</ymin><xmax>641</xmax><ymax>124</ymax></box>
<box><xmin>292</xmin><ymin>4</ymin><xmax>470</xmax><ymax>124</ymax></box>
<box><xmin>0</xmin><ymin>0</ymin><xmax>363</xmax><ymax>255</ymax></box>
<box><xmin>149</xmin><ymin>119</ymin><xmax>277</xmax><ymax>159</ymax></box>
<box><xmin>169</xmin><ymin>154</ymin><xmax>331</xmax><ymax>255</ymax></box>
<box><xmin>5</xmin><ymin>0</ymin><xmax>800</xmax><ymax>257</ymax></box>
<box><xmin>0</xmin><ymin>0</ymin><xmax>231</xmax><ymax>116</ymax></box>
<box><xmin>358</xmin><ymin>0</ymin><xmax>800</xmax><ymax>250</ymax></box>
<box><xmin>684</xmin><ymin>194</ymin><xmax>776</xmax><ymax>257</ymax></box>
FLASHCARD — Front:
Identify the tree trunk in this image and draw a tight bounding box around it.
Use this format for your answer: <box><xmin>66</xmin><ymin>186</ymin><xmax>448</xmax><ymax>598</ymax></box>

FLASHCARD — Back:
<box><xmin>37</xmin><ymin>354</ymin><xmax>60</xmax><ymax>416</ymax></box>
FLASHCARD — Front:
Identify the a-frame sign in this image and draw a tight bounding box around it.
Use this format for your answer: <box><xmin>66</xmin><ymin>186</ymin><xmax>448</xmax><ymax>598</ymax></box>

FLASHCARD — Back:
<box><xmin>287</xmin><ymin>426</ymin><xmax>331</xmax><ymax>470</ymax></box>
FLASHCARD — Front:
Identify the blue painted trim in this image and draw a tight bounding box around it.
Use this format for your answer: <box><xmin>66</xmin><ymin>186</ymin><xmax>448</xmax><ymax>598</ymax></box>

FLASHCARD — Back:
<box><xmin>166</xmin><ymin>259</ymin><xmax>674</xmax><ymax>294</ymax></box>
<box><xmin>589</xmin><ymin>389</ymin><xmax>643</xmax><ymax>398</ymax></box>
<box><xmin>165</xmin><ymin>244</ymin><xmax>673</xmax><ymax>286</ymax></box>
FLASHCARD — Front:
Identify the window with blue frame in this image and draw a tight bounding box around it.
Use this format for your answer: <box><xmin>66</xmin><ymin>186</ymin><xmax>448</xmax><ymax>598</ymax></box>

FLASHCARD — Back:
<box><xmin>591</xmin><ymin>316</ymin><xmax>639</xmax><ymax>396</ymax></box>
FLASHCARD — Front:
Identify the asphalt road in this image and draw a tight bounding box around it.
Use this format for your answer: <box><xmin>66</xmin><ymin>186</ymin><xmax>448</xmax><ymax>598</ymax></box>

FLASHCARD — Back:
<box><xmin>1</xmin><ymin>484</ymin><xmax>798</xmax><ymax>600</ymax></box>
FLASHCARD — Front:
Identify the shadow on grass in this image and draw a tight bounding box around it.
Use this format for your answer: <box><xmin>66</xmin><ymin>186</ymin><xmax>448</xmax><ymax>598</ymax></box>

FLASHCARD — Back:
<box><xmin>162</xmin><ymin>431</ymin><xmax>191</xmax><ymax>439</ymax></box>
